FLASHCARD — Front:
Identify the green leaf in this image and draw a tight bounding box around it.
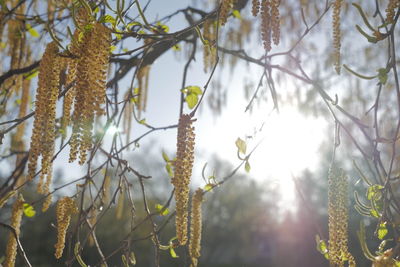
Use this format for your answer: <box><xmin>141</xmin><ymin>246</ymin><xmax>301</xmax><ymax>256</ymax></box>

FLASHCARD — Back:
<box><xmin>370</xmin><ymin>208</ymin><xmax>379</xmax><ymax>218</ymax></box>
<box><xmin>182</xmin><ymin>86</ymin><xmax>202</xmax><ymax>95</ymax></box>
<box><xmin>23</xmin><ymin>203</ymin><xmax>36</xmax><ymax>217</ymax></box>
<box><xmin>155</xmin><ymin>22</ymin><xmax>169</xmax><ymax>33</ymax></box>
<box><xmin>185</xmin><ymin>94</ymin><xmax>198</xmax><ymax>109</ymax></box>
<box><xmin>162</xmin><ymin>151</ymin><xmax>170</xmax><ymax>162</ymax></box>
<box><xmin>169</xmin><ymin>247</ymin><xmax>178</xmax><ymax>258</ymax></box>
<box><xmin>172</xmin><ymin>44</ymin><xmax>181</xmax><ymax>51</ymax></box>
<box><xmin>367</xmin><ymin>184</ymin><xmax>383</xmax><ymax>200</ymax></box>
<box><xmin>0</xmin><ymin>42</ymin><xmax>6</xmax><ymax>49</ymax></box>
<box><xmin>377</xmin><ymin>222</ymin><xmax>388</xmax><ymax>240</ymax></box>
<box><xmin>245</xmin><ymin>161</ymin><xmax>251</xmax><ymax>173</ymax></box>
<box><xmin>24</xmin><ymin>69</ymin><xmax>38</xmax><ymax>80</ymax></box>
<box><xmin>110</xmin><ymin>45</ymin><xmax>117</xmax><ymax>52</ymax></box>
<box><xmin>232</xmin><ymin>10</ymin><xmax>241</xmax><ymax>19</ymax></box>
<box><xmin>235</xmin><ymin>138</ymin><xmax>247</xmax><ymax>154</ymax></box>
<box><xmin>315</xmin><ymin>235</ymin><xmax>328</xmax><ymax>254</ymax></box>
<box><xmin>138</xmin><ymin>118</ymin><xmax>146</xmax><ymax>125</ymax></box>
<box><xmin>166</xmin><ymin>163</ymin><xmax>173</xmax><ymax>177</ymax></box>
<box><xmin>99</xmin><ymin>15</ymin><xmax>116</xmax><ymax>25</ymax></box>
<box><xmin>115</xmin><ymin>33</ymin><xmax>123</xmax><ymax>40</ymax></box>
<box><xmin>155</xmin><ymin>204</ymin><xmax>169</xmax><ymax>216</ymax></box>
<box><xmin>377</xmin><ymin>68</ymin><xmax>388</xmax><ymax>84</ymax></box>
<box><xmin>204</xmin><ymin>184</ymin><xmax>214</xmax><ymax>192</ymax></box>
<box><xmin>26</xmin><ymin>24</ymin><xmax>39</xmax><ymax>38</ymax></box>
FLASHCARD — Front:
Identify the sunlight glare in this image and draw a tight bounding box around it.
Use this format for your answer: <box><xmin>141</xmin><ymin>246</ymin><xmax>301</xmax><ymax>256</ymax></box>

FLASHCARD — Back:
<box><xmin>253</xmin><ymin>108</ymin><xmax>326</xmax><ymax>209</ymax></box>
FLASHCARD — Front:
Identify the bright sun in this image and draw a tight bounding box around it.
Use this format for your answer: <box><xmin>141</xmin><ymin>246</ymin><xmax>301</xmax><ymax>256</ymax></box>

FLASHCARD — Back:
<box><xmin>252</xmin><ymin>107</ymin><xmax>327</xmax><ymax>208</ymax></box>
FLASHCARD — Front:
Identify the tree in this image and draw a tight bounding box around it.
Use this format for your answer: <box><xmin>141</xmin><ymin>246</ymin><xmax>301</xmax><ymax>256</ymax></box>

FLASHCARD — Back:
<box><xmin>0</xmin><ymin>0</ymin><xmax>399</xmax><ymax>266</ymax></box>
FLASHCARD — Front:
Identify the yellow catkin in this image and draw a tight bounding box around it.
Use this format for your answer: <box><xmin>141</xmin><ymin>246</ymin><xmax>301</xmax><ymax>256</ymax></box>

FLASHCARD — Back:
<box><xmin>219</xmin><ymin>0</ymin><xmax>234</xmax><ymax>26</ymax></box>
<box><xmin>189</xmin><ymin>189</ymin><xmax>203</xmax><ymax>267</ymax></box>
<box><xmin>252</xmin><ymin>0</ymin><xmax>260</xmax><ymax>16</ymax></box>
<box><xmin>271</xmin><ymin>0</ymin><xmax>280</xmax><ymax>46</ymax></box>
<box><xmin>42</xmin><ymin>193</ymin><xmax>52</xmax><ymax>212</ymax></box>
<box><xmin>136</xmin><ymin>65</ymin><xmax>151</xmax><ymax>117</ymax></box>
<box><xmin>60</xmin><ymin>29</ymin><xmax>82</xmax><ymax>138</ymax></box>
<box><xmin>203</xmin><ymin>19</ymin><xmax>217</xmax><ymax>73</ymax></box>
<box><xmin>172</xmin><ymin>114</ymin><xmax>196</xmax><ymax>245</ymax></box>
<box><xmin>261</xmin><ymin>0</ymin><xmax>272</xmax><ymax>52</ymax></box>
<box><xmin>55</xmin><ymin>197</ymin><xmax>77</xmax><ymax>259</ymax></box>
<box><xmin>332</xmin><ymin>0</ymin><xmax>342</xmax><ymax>74</ymax></box>
<box><xmin>4</xmin><ymin>195</ymin><xmax>24</xmax><ymax>267</ymax></box>
<box><xmin>69</xmin><ymin>23</ymin><xmax>111</xmax><ymax>164</ymax></box>
<box><xmin>327</xmin><ymin>167</ymin><xmax>355</xmax><ymax>267</ymax></box>
<box><xmin>385</xmin><ymin>0</ymin><xmax>400</xmax><ymax>24</ymax></box>
<box><xmin>28</xmin><ymin>42</ymin><xmax>60</xmax><ymax>194</ymax></box>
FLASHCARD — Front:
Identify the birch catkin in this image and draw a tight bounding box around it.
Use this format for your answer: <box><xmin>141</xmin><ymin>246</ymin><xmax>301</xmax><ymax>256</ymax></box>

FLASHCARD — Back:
<box><xmin>55</xmin><ymin>197</ymin><xmax>77</xmax><ymax>259</ymax></box>
<box><xmin>28</xmin><ymin>42</ymin><xmax>60</xmax><ymax>194</ymax></box>
<box><xmin>332</xmin><ymin>0</ymin><xmax>342</xmax><ymax>74</ymax></box>
<box><xmin>172</xmin><ymin>114</ymin><xmax>196</xmax><ymax>245</ymax></box>
<box><xmin>189</xmin><ymin>189</ymin><xmax>203</xmax><ymax>267</ymax></box>
<box><xmin>69</xmin><ymin>22</ymin><xmax>111</xmax><ymax>164</ymax></box>
<box><xmin>328</xmin><ymin>167</ymin><xmax>355</xmax><ymax>267</ymax></box>
<box><xmin>4</xmin><ymin>195</ymin><xmax>24</xmax><ymax>267</ymax></box>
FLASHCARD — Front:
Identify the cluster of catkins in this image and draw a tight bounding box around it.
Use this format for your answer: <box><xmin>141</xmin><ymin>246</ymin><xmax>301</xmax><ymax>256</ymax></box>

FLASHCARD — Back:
<box><xmin>251</xmin><ymin>0</ymin><xmax>281</xmax><ymax>52</ymax></box>
<box><xmin>27</xmin><ymin>9</ymin><xmax>111</xmax><ymax>213</ymax></box>
<box><xmin>171</xmin><ymin>114</ymin><xmax>205</xmax><ymax>266</ymax></box>
<box><xmin>328</xmin><ymin>167</ymin><xmax>355</xmax><ymax>267</ymax></box>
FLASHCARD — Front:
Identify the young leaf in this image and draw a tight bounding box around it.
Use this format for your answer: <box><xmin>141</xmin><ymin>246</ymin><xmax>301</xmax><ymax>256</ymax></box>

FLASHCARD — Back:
<box><xmin>185</xmin><ymin>94</ymin><xmax>198</xmax><ymax>109</ymax></box>
<box><xmin>99</xmin><ymin>15</ymin><xmax>116</xmax><ymax>25</ymax></box>
<box><xmin>23</xmin><ymin>203</ymin><xmax>36</xmax><ymax>217</ymax></box>
<box><xmin>26</xmin><ymin>23</ymin><xmax>39</xmax><ymax>38</ymax></box>
<box><xmin>245</xmin><ymin>161</ymin><xmax>251</xmax><ymax>173</ymax></box>
<box><xmin>235</xmin><ymin>138</ymin><xmax>247</xmax><ymax>154</ymax></box>
<box><xmin>155</xmin><ymin>204</ymin><xmax>169</xmax><ymax>216</ymax></box>
<box><xmin>162</xmin><ymin>151</ymin><xmax>170</xmax><ymax>162</ymax></box>
<box><xmin>188</xmin><ymin>86</ymin><xmax>203</xmax><ymax>95</ymax></box>
<box><xmin>232</xmin><ymin>10</ymin><xmax>241</xmax><ymax>19</ymax></box>
<box><xmin>24</xmin><ymin>70</ymin><xmax>39</xmax><ymax>80</ymax></box>
<box><xmin>377</xmin><ymin>222</ymin><xmax>388</xmax><ymax>240</ymax></box>
<box><xmin>169</xmin><ymin>247</ymin><xmax>178</xmax><ymax>258</ymax></box>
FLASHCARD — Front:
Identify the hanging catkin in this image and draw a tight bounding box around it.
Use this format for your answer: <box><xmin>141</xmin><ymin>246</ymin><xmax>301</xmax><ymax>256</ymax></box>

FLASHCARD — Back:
<box><xmin>4</xmin><ymin>195</ymin><xmax>24</xmax><ymax>267</ymax></box>
<box><xmin>328</xmin><ymin>167</ymin><xmax>355</xmax><ymax>267</ymax></box>
<box><xmin>28</xmin><ymin>42</ymin><xmax>60</xmax><ymax>197</ymax></box>
<box><xmin>252</xmin><ymin>0</ymin><xmax>260</xmax><ymax>16</ymax></box>
<box><xmin>261</xmin><ymin>0</ymin><xmax>272</xmax><ymax>52</ymax></box>
<box><xmin>189</xmin><ymin>189</ymin><xmax>203</xmax><ymax>267</ymax></box>
<box><xmin>172</xmin><ymin>114</ymin><xmax>196</xmax><ymax>245</ymax></box>
<box><xmin>332</xmin><ymin>0</ymin><xmax>342</xmax><ymax>74</ymax></box>
<box><xmin>55</xmin><ymin>197</ymin><xmax>77</xmax><ymax>259</ymax></box>
<box><xmin>69</xmin><ymin>22</ymin><xmax>111</xmax><ymax>164</ymax></box>
<box><xmin>219</xmin><ymin>0</ymin><xmax>235</xmax><ymax>26</ymax></box>
<box><xmin>385</xmin><ymin>0</ymin><xmax>400</xmax><ymax>24</ymax></box>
